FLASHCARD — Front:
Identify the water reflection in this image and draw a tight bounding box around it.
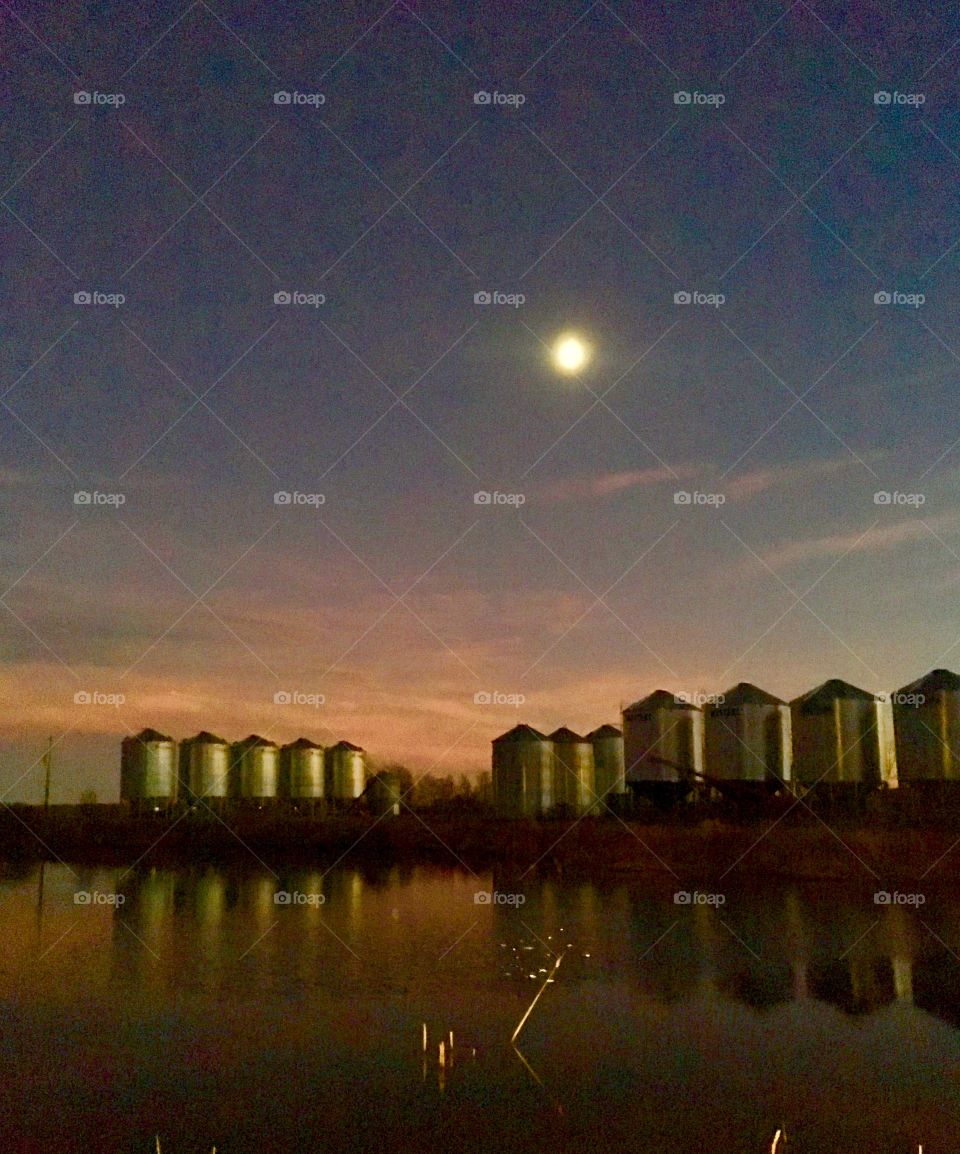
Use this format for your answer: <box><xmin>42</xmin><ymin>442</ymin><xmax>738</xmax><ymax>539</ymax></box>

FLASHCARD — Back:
<box><xmin>3</xmin><ymin>863</ymin><xmax>960</xmax><ymax>1152</ymax></box>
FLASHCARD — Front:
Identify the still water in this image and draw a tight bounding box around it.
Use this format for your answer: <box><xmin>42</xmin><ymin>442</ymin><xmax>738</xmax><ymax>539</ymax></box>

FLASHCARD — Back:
<box><xmin>1</xmin><ymin>861</ymin><xmax>959</xmax><ymax>1153</ymax></box>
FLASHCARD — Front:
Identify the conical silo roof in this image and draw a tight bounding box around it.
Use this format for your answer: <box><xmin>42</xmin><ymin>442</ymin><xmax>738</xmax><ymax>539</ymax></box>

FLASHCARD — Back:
<box><xmin>896</xmin><ymin>668</ymin><xmax>960</xmax><ymax>696</ymax></box>
<box><xmin>587</xmin><ymin>724</ymin><xmax>622</xmax><ymax>739</ymax></box>
<box><xmin>548</xmin><ymin>726</ymin><xmax>586</xmax><ymax>743</ymax></box>
<box><xmin>189</xmin><ymin>730</ymin><xmax>228</xmax><ymax>744</ymax></box>
<box><xmin>792</xmin><ymin>679</ymin><xmax>877</xmax><ymax>711</ymax></box>
<box><xmin>237</xmin><ymin>733</ymin><xmax>277</xmax><ymax>747</ymax></box>
<box><xmin>492</xmin><ymin>724</ymin><xmax>548</xmax><ymax>743</ymax></box>
<box><xmin>623</xmin><ymin>689</ymin><xmax>701</xmax><ymax>713</ymax></box>
<box><xmin>133</xmin><ymin>727</ymin><xmax>174</xmax><ymax>743</ymax></box>
<box><xmin>330</xmin><ymin>739</ymin><xmax>364</xmax><ymax>752</ymax></box>
<box><xmin>282</xmin><ymin>736</ymin><xmax>322</xmax><ymax>750</ymax></box>
<box><xmin>718</xmin><ymin>682</ymin><xmax>786</xmax><ymax>707</ymax></box>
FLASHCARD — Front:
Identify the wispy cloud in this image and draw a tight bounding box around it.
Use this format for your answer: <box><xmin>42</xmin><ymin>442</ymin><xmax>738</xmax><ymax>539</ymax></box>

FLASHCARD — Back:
<box><xmin>739</xmin><ymin>511</ymin><xmax>960</xmax><ymax>575</ymax></box>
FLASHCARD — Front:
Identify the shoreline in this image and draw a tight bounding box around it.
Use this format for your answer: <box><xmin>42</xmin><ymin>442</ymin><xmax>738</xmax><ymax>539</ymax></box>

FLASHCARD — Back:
<box><xmin>2</xmin><ymin>808</ymin><xmax>960</xmax><ymax>883</ymax></box>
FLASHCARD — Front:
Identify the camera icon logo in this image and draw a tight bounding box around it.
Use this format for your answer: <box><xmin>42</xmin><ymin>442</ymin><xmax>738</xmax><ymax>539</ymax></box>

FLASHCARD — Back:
<box><xmin>874</xmin><ymin>890</ymin><xmax>891</xmax><ymax>904</ymax></box>
<box><xmin>73</xmin><ymin>490</ymin><xmax>92</xmax><ymax>504</ymax></box>
<box><xmin>74</xmin><ymin>690</ymin><xmax>91</xmax><ymax>704</ymax></box>
<box><xmin>674</xmin><ymin>91</ymin><xmax>692</xmax><ymax>105</ymax></box>
<box><xmin>474</xmin><ymin>290</ymin><xmax>491</xmax><ymax>304</ymax></box>
<box><xmin>274</xmin><ymin>491</ymin><xmax>292</xmax><ymax>505</ymax></box>
<box><xmin>273</xmin><ymin>690</ymin><xmax>292</xmax><ymax>704</ymax></box>
<box><xmin>474</xmin><ymin>890</ymin><xmax>492</xmax><ymax>904</ymax></box>
<box><xmin>874</xmin><ymin>491</ymin><xmax>892</xmax><ymax>505</ymax></box>
<box><xmin>473</xmin><ymin>91</ymin><xmax>492</xmax><ymax>105</ymax></box>
<box><xmin>274</xmin><ymin>891</ymin><xmax>292</xmax><ymax>904</ymax></box>
<box><xmin>74</xmin><ymin>890</ymin><xmax>92</xmax><ymax>904</ymax></box>
<box><xmin>874</xmin><ymin>290</ymin><xmax>891</xmax><ymax>305</ymax></box>
<box><xmin>274</xmin><ymin>290</ymin><xmax>292</xmax><ymax>304</ymax></box>
<box><xmin>74</xmin><ymin>291</ymin><xmax>92</xmax><ymax>305</ymax></box>
<box><xmin>473</xmin><ymin>491</ymin><xmax>492</xmax><ymax>505</ymax></box>
<box><xmin>874</xmin><ymin>91</ymin><xmax>892</xmax><ymax>105</ymax></box>
<box><xmin>674</xmin><ymin>890</ymin><xmax>692</xmax><ymax>904</ymax></box>
<box><xmin>73</xmin><ymin>91</ymin><xmax>92</xmax><ymax>105</ymax></box>
<box><xmin>673</xmin><ymin>490</ymin><xmax>692</xmax><ymax>505</ymax></box>
<box><xmin>473</xmin><ymin>691</ymin><xmax>492</xmax><ymax>704</ymax></box>
<box><xmin>273</xmin><ymin>91</ymin><xmax>292</xmax><ymax>105</ymax></box>
<box><xmin>673</xmin><ymin>290</ymin><xmax>691</xmax><ymax>304</ymax></box>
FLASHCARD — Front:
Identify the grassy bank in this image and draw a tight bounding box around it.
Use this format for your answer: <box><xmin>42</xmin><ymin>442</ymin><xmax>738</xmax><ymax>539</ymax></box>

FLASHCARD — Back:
<box><xmin>2</xmin><ymin>805</ymin><xmax>960</xmax><ymax>883</ymax></box>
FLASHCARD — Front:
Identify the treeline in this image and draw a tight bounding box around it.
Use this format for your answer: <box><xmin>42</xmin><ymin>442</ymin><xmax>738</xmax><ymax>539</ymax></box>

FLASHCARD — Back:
<box><xmin>368</xmin><ymin>765</ymin><xmax>493</xmax><ymax>810</ymax></box>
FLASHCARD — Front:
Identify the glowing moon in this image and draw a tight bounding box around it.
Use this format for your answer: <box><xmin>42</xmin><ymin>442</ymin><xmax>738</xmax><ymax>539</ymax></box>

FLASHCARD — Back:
<box><xmin>552</xmin><ymin>334</ymin><xmax>590</xmax><ymax>374</ymax></box>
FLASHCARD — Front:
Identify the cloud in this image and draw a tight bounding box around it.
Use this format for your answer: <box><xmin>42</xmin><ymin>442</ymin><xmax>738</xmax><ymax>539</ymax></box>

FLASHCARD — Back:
<box><xmin>739</xmin><ymin>511</ymin><xmax>960</xmax><ymax>574</ymax></box>
<box><xmin>536</xmin><ymin>465</ymin><xmax>697</xmax><ymax>502</ymax></box>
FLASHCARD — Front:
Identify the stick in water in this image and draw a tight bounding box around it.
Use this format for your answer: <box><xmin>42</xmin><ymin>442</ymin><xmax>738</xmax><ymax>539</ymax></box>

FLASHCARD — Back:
<box><xmin>511</xmin><ymin>950</ymin><xmax>564</xmax><ymax>1044</ymax></box>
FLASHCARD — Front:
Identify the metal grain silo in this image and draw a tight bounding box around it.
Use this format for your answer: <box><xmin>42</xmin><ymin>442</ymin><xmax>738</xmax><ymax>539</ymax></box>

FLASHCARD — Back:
<box><xmin>587</xmin><ymin>724</ymin><xmax>626</xmax><ymax>805</ymax></box>
<box><xmin>703</xmin><ymin>683</ymin><xmax>792</xmax><ymax>797</ymax></box>
<box><xmin>622</xmin><ymin>691</ymin><xmax>703</xmax><ymax>806</ymax></box>
<box><xmin>179</xmin><ymin>731</ymin><xmax>231</xmax><ymax>802</ymax></box>
<box><xmin>325</xmin><ymin>740</ymin><xmax>366</xmax><ymax>802</ymax></box>
<box><xmin>491</xmin><ymin>724</ymin><xmax>555</xmax><ymax>817</ymax></box>
<box><xmin>366</xmin><ymin>771</ymin><xmax>402</xmax><ymax>817</ymax></box>
<box><xmin>548</xmin><ymin>727</ymin><xmax>596</xmax><ymax>815</ymax></box>
<box><xmin>232</xmin><ymin>734</ymin><xmax>280</xmax><ymax>801</ymax></box>
<box><xmin>120</xmin><ymin>728</ymin><xmax>178</xmax><ymax>809</ymax></box>
<box><xmin>280</xmin><ymin>737</ymin><xmax>325</xmax><ymax>800</ymax></box>
<box><xmin>790</xmin><ymin>679</ymin><xmax>895</xmax><ymax>795</ymax></box>
<box><xmin>892</xmin><ymin>668</ymin><xmax>960</xmax><ymax>784</ymax></box>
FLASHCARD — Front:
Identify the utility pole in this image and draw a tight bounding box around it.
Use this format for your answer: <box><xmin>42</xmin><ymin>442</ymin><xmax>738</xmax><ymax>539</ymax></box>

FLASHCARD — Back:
<box><xmin>41</xmin><ymin>736</ymin><xmax>52</xmax><ymax>810</ymax></box>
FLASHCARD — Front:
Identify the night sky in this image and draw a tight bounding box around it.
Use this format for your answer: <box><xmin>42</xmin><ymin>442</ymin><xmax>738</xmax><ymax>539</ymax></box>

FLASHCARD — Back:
<box><xmin>4</xmin><ymin>1</ymin><xmax>960</xmax><ymax>801</ymax></box>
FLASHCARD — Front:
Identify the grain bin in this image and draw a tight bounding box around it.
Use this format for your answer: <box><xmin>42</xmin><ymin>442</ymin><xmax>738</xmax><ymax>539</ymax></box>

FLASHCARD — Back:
<box><xmin>892</xmin><ymin>668</ymin><xmax>960</xmax><ymax>785</ymax></box>
<box><xmin>491</xmin><ymin>724</ymin><xmax>555</xmax><ymax>817</ymax></box>
<box><xmin>120</xmin><ymin>728</ymin><xmax>178</xmax><ymax>809</ymax></box>
<box><xmin>232</xmin><ymin>734</ymin><xmax>280</xmax><ymax>801</ymax></box>
<box><xmin>179</xmin><ymin>731</ymin><xmax>231</xmax><ymax>803</ymax></box>
<box><xmin>548</xmin><ymin>727</ymin><xmax>596</xmax><ymax>815</ymax></box>
<box><xmin>622</xmin><ymin>690</ymin><xmax>703</xmax><ymax>806</ymax></box>
<box><xmin>280</xmin><ymin>737</ymin><xmax>325</xmax><ymax>800</ymax></box>
<box><xmin>325</xmin><ymin>740</ymin><xmax>366</xmax><ymax>802</ymax></box>
<box><xmin>703</xmin><ymin>683</ymin><xmax>792</xmax><ymax>798</ymax></box>
<box><xmin>587</xmin><ymin>724</ymin><xmax>626</xmax><ymax>805</ymax></box>
<box><xmin>790</xmin><ymin>679</ymin><xmax>895</xmax><ymax>796</ymax></box>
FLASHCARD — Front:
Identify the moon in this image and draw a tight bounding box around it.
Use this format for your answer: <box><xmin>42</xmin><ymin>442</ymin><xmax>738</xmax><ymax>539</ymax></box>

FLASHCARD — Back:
<box><xmin>552</xmin><ymin>333</ymin><xmax>590</xmax><ymax>375</ymax></box>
